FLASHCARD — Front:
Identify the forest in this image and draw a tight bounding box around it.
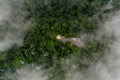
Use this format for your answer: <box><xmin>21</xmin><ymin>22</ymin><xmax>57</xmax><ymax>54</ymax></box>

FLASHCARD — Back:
<box><xmin>0</xmin><ymin>0</ymin><xmax>120</xmax><ymax>80</ymax></box>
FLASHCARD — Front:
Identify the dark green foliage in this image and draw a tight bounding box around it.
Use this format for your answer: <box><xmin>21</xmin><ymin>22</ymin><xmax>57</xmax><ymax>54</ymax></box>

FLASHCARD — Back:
<box><xmin>113</xmin><ymin>0</ymin><xmax>120</xmax><ymax>9</ymax></box>
<box><xmin>0</xmin><ymin>0</ymin><xmax>114</xmax><ymax>80</ymax></box>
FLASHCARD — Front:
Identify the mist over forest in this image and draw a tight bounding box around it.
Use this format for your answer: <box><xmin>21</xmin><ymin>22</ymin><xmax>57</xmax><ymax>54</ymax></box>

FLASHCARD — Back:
<box><xmin>0</xmin><ymin>0</ymin><xmax>120</xmax><ymax>80</ymax></box>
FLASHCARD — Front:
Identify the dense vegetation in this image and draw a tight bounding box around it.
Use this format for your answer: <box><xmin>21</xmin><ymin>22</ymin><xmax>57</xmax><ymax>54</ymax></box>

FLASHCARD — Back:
<box><xmin>0</xmin><ymin>0</ymin><xmax>119</xmax><ymax>80</ymax></box>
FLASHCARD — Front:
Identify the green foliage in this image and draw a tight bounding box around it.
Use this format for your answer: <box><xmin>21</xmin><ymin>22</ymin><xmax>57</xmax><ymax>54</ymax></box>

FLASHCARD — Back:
<box><xmin>113</xmin><ymin>0</ymin><xmax>120</xmax><ymax>9</ymax></box>
<box><xmin>0</xmin><ymin>0</ymin><xmax>113</xmax><ymax>80</ymax></box>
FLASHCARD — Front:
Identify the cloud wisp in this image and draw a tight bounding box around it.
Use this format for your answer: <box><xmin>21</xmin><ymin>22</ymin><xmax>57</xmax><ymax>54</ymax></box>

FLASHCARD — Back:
<box><xmin>65</xmin><ymin>11</ymin><xmax>120</xmax><ymax>80</ymax></box>
<box><xmin>0</xmin><ymin>0</ymin><xmax>30</xmax><ymax>52</ymax></box>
